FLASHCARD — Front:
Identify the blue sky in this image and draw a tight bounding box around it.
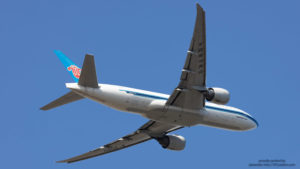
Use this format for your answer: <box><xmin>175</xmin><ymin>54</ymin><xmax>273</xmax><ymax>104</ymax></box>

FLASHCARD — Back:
<box><xmin>1</xmin><ymin>0</ymin><xmax>300</xmax><ymax>168</ymax></box>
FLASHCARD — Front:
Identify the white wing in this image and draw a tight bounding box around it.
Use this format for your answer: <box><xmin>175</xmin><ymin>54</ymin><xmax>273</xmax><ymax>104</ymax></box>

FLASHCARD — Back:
<box><xmin>166</xmin><ymin>4</ymin><xmax>207</xmax><ymax>110</ymax></box>
<box><xmin>57</xmin><ymin>121</ymin><xmax>182</xmax><ymax>163</ymax></box>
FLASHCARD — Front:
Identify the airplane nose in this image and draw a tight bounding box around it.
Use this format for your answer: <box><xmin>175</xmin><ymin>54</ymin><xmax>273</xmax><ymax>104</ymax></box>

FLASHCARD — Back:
<box><xmin>250</xmin><ymin>120</ymin><xmax>258</xmax><ymax>129</ymax></box>
<box><xmin>238</xmin><ymin>115</ymin><xmax>258</xmax><ymax>131</ymax></box>
<box><xmin>246</xmin><ymin>117</ymin><xmax>258</xmax><ymax>130</ymax></box>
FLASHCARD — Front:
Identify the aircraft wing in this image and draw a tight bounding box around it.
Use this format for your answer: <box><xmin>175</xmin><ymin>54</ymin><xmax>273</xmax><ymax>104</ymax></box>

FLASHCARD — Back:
<box><xmin>57</xmin><ymin>121</ymin><xmax>182</xmax><ymax>163</ymax></box>
<box><xmin>166</xmin><ymin>4</ymin><xmax>207</xmax><ymax>110</ymax></box>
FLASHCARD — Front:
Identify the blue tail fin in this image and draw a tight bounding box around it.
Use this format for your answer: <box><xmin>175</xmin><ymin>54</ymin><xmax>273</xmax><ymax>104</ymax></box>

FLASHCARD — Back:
<box><xmin>54</xmin><ymin>50</ymin><xmax>81</xmax><ymax>82</ymax></box>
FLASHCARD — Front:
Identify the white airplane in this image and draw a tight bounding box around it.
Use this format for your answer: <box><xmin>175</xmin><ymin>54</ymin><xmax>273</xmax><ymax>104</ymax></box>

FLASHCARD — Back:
<box><xmin>41</xmin><ymin>3</ymin><xmax>258</xmax><ymax>163</ymax></box>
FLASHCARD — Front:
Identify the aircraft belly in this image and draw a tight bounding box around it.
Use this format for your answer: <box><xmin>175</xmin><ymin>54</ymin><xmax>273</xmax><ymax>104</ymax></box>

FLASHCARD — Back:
<box><xmin>145</xmin><ymin>100</ymin><xmax>204</xmax><ymax>126</ymax></box>
<box><xmin>125</xmin><ymin>95</ymin><xmax>152</xmax><ymax>114</ymax></box>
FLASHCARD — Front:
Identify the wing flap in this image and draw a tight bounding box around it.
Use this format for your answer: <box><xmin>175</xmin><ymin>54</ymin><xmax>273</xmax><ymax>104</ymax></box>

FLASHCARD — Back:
<box><xmin>57</xmin><ymin>121</ymin><xmax>182</xmax><ymax>163</ymax></box>
<box><xmin>57</xmin><ymin>132</ymin><xmax>150</xmax><ymax>163</ymax></box>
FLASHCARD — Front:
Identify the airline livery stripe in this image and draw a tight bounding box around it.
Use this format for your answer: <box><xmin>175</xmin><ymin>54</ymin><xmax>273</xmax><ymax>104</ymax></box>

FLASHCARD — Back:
<box><xmin>120</xmin><ymin>90</ymin><xmax>168</xmax><ymax>100</ymax></box>
<box><xmin>205</xmin><ymin>106</ymin><xmax>259</xmax><ymax>126</ymax></box>
<box><xmin>120</xmin><ymin>89</ymin><xmax>258</xmax><ymax>126</ymax></box>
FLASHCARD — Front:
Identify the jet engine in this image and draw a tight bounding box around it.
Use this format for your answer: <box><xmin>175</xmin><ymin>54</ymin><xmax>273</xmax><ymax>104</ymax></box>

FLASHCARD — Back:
<box><xmin>156</xmin><ymin>134</ymin><xmax>186</xmax><ymax>151</ymax></box>
<box><xmin>205</xmin><ymin>87</ymin><xmax>230</xmax><ymax>105</ymax></box>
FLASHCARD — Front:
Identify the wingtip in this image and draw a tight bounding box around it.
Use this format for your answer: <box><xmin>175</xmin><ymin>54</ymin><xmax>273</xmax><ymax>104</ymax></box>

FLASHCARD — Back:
<box><xmin>196</xmin><ymin>3</ymin><xmax>204</xmax><ymax>10</ymax></box>
<box><xmin>196</xmin><ymin>3</ymin><xmax>205</xmax><ymax>14</ymax></box>
<box><xmin>85</xmin><ymin>53</ymin><xmax>95</xmax><ymax>57</ymax></box>
<box><xmin>56</xmin><ymin>160</ymin><xmax>69</xmax><ymax>163</ymax></box>
<box><xmin>40</xmin><ymin>105</ymin><xmax>49</xmax><ymax>111</ymax></box>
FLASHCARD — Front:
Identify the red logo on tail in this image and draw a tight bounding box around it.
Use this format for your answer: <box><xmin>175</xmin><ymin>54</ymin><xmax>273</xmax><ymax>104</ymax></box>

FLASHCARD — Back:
<box><xmin>67</xmin><ymin>65</ymin><xmax>81</xmax><ymax>79</ymax></box>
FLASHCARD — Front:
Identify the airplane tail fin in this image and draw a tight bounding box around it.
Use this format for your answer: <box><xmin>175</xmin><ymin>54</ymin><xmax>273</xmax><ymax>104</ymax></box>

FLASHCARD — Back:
<box><xmin>54</xmin><ymin>50</ymin><xmax>82</xmax><ymax>82</ymax></box>
<box><xmin>54</xmin><ymin>50</ymin><xmax>99</xmax><ymax>88</ymax></box>
<box><xmin>40</xmin><ymin>51</ymin><xmax>99</xmax><ymax>111</ymax></box>
<box><xmin>78</xmin><ymin>54</ymin><xmax>99</xmax><ymax>88</ymax></box>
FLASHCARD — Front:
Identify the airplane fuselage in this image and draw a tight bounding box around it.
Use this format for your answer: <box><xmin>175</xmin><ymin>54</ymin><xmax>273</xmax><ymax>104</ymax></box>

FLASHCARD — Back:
<box><xmin>66</xmin><ymin>83</ymin><xmax>258</xmax><ymax>131</ymax></box>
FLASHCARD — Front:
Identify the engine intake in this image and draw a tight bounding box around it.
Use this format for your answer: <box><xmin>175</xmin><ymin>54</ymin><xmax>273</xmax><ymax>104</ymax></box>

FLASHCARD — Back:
<box><xmin>156</xmin><ymin>134</ymin><xmax>186</xmax><ymax>151</ymax></box>
<box><xmin>205</xmin><ymin>87</ymin><xmax>230</xmax><ymax>105</ymax></box>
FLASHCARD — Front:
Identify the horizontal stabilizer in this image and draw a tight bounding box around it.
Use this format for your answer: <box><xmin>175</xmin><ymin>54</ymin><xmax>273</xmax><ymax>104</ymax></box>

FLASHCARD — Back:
<box><xmin>40</xmin><ymin>91</ymin><xmax>84</xmax><ymax>110</ymax></box>
<box><xmin>78</xmin><ymin>54</ymin><xmax>99</xmax><ymax>88</ymax></box>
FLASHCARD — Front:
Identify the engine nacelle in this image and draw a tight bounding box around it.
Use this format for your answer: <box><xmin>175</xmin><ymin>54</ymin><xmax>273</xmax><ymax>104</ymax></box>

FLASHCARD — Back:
<box><xmin>206</xmin><ymin>87</ymin><xmax>230</xmax><ymax>105</ymax></box>
<box><xmin>156</xmin><ymin>134</ymin><xmax>186</xmax><ymax>151</ymax></box>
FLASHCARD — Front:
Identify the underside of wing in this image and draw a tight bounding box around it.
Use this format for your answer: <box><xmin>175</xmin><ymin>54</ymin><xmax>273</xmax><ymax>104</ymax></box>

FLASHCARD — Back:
<box><xmin>57</xmin><ymin>121</ymin><xmax>182</xmax><ymax>163</ymax></box>
<box><xmin>166</xmin><ymin>4</ymin><xmax>207</xmax><ymax>110</ymax></box>
<box><xmin>57</xmin><ymin>131</ymin><xmax>151</xmax><ymax>163</ymax></box>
